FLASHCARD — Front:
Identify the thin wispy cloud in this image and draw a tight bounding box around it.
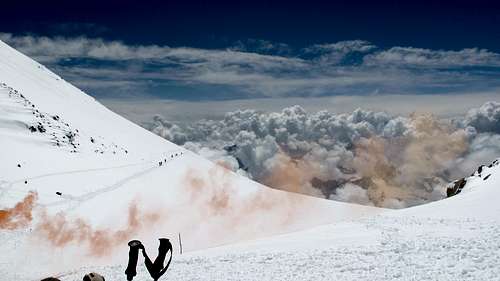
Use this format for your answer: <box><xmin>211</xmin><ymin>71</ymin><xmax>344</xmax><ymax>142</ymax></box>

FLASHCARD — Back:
<box><xmin>365</xmin><ymin>47</ymin><xmax>500</xmax><ymax>67</ymax></box>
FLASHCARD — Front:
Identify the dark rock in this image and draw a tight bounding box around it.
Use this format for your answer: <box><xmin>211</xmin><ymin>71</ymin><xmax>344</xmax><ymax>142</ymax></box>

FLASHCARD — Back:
<box><xmin>37</xmin><ymin>124</ymin><xmax>46</xmax><ymax>133</ymax></box>
<box><xmin>224</xmin><ymin>144</ymin><xmax>238</xmax><ymax>153</ymax></box>
<box><xmin>477</xmin><ymin>165</ymin><xmax>484</xmax><ymax>174</ymax></box>
<box><xmin>447</xmin><ymin>178</ymin><xmax>467</xmax><ymax>198</ymax></box>
<box><xmin>66</xmin><ymin>132</ymin><xmax>76</xmax><ymax>142</ymax></box>
<box><xmin>311</xmin><ymin>177</ymin><xmax>344</xmax><ymax>197</ymax></box>
<box><xmin>234</xmin><ymin>156</ymin><xmax>247</xmax><ymax>171</ymax></box>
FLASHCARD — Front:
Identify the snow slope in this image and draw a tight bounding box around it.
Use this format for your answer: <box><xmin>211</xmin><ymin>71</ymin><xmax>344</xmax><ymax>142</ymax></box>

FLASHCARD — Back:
<box><xmin>63</xmin><ymin>159</ymin><xmax>500</xmax><ymax>281</ymax></box>
<box><xmin>0</xmin><ymin>40</ymin><xmax>384</xmax><ymax>280</ymax></box>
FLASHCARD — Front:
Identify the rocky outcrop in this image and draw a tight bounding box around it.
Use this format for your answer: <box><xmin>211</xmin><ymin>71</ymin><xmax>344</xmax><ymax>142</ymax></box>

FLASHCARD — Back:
<box><xmin>447</xmin><ymin>159</ymin><xmax>499</xmax><ymax>198</ymax></box>
<box><xmin>446</xmin><ymin>178</ymin><xmax>467</xmax><ymax>198</ymax></box>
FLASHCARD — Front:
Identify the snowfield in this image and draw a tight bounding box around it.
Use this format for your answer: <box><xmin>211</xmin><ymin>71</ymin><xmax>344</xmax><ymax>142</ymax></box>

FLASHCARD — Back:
<box><xmin>0</xmin><ymin>39</ymin><xmax>499</xmax><ymax>280</ymax></box>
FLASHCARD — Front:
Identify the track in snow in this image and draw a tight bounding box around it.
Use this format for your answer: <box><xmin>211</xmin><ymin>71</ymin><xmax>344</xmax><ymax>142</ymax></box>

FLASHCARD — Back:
<box><xmin>0</xmin><ymin>150</ymin><xmax>185</xmax><ymax>209</ymax></box>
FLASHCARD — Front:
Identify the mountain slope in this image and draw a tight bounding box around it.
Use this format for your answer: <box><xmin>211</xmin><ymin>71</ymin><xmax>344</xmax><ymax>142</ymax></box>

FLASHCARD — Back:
<box><xmin>68</xmin><ymin>159</ymin><xmax>500</xmax><ymax>280</ymax></box>
<box><xmin>0</xmin><ymin>41</ymin><xmax>383</xmax><ymax>280</ymax></box>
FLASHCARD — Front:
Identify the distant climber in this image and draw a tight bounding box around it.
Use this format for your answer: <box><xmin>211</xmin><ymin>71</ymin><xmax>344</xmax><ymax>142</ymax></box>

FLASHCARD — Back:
<box><xmin>159</xmin><ymin>161</ymin><xmax>163</xmax><ymax>167</ymax></box>
<box><xmin>56</xmin><ymin>192</ymin><xmax>62</xmax><ymax>196</ymax></box>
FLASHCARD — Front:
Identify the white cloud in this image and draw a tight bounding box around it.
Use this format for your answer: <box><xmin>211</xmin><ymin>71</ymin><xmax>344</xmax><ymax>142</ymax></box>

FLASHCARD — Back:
<box><xmin>147</xmin><ymin>103</ymin><xmax>500</xmax><ymax>208</ymax></box>
<box><xmin>329</xmin><ymin>183</ymin><xmax>373</xmax><ymax>206</ymax></box>
<box><xmin>463</xmin><ymin>101</ymin><xmax>500</xmax><ymax>133</ymax></box>
<box><xmin>0</xmin><ymin>33</ymin><xmax>171</xmax><ymax>61</ymax></box>
<box><xmin>364</xmin><ymin>46</ymin><xmax>500</xmax><ymax>67</ymax></box>
<box><xmin>1</xmin><ymin>33</ymin><xmax>499</xmax><ymax>100</ymax></box>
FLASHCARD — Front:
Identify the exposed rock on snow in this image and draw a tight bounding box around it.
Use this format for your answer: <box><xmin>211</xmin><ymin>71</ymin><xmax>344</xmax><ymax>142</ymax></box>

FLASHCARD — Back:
<box><xmin>447</xmin><ymin>178</ymin><xmax>467</xmax><ymax>197</ymax></box>
<box><xmin>447</xmin><ymin>159</ymin><xmax>499</xmax><ymax>197</ymax></box>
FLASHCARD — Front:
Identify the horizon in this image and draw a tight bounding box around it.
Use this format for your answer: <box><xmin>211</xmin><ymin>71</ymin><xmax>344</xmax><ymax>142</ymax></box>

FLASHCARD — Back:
<box><xmin>0</xmin><ymin>0</ymin><xmax>499</xmax><ymax>124</ymax></box>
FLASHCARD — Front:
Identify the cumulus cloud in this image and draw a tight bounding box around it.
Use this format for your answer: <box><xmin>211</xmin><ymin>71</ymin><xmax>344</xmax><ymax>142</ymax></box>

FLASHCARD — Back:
<box><xmin>148</xmin><ymin>102</ymin><xmax>500</xmax><ymax>209</ymax></box>
<box><xmin>462</xmin><ymin>101</ymin><xmax>500</xmax><ymax>133</ymax></box>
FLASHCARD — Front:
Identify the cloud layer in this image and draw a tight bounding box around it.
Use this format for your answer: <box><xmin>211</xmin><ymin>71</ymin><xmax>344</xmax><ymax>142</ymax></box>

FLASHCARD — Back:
<box><xmin>149</xmin><ymin>102</ymin><xmax>500</xmax><ymax>208</ymax></box>
<box><xmin>1</xmin><ymin>33</ymin><xmax>500</xmax><ymax>100</ymax></box>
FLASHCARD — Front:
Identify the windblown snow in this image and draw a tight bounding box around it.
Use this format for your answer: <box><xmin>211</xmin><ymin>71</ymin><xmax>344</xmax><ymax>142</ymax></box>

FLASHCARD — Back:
<box><xmin>0</xmin><ymin>39</ymin><xmax>499</xmax><ymax>280</ymax></box>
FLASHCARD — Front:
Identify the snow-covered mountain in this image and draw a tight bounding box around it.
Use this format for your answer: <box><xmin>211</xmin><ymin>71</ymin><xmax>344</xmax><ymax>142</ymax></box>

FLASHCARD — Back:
<box><xmin>0</xmin><ymin>39</ymin><xmax>499</xmax><ymax>280</ymax></box>
<box><xmin>0</xmin><ymin>40</ymin><xmax>381</xmax><ymax>280</ymax></box>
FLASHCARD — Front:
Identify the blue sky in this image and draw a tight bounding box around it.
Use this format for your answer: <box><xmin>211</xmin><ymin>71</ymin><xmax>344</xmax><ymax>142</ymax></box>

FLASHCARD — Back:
<box><xmin>2</xmin><ymin>1</ymin><xmax>500</xmax><ymax>51</ymax></box>
<box><xmin>1</xmin><ymin>0</ymin><xmax>499</xmax><ymax>122</ymax></box>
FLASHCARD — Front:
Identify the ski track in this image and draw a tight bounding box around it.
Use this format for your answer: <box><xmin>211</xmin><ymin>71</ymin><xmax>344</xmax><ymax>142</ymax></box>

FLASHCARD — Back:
<box><xmin>49</xmin><ymin>151</ymin><xmax>184</xmax><ymax>211</ymax></box>
<box><xmin>44</xmin><ymin>163</ymin><xmax>160</xmax><ymax>210</ymax></box>
<box><xmin>0</xmin><ymin>150</ymin><xmax>184</xmax><ymax>209</ymax></box>
<box><xmin>0</xmin><ymin>161</ymin><xmax>151</xmax><ymax>201</ymax></box>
